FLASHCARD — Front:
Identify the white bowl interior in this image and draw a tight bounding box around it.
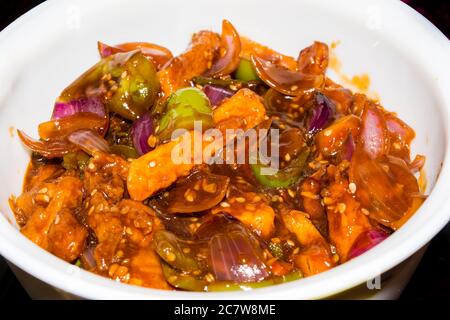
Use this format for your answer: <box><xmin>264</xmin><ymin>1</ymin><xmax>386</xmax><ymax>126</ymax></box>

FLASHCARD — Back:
<box><xmin>0</xmin><ymin>0</ymin><xmax>449</xmax><ymax>299</ymax></box>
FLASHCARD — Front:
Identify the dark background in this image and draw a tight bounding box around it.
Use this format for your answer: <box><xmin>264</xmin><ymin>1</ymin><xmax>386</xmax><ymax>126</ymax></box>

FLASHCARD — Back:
<box><xmin>0</xmin><ymin>0</ymin><xmax>449</xmax><ymax>300</ymax></box>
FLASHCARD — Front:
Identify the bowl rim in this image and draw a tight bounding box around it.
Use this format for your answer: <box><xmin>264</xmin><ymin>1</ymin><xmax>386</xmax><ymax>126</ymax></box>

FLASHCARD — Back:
<box><xmin>0</xmin><ymin>0</ymin><xmax>449</xmax><ymax>300</ymax></box>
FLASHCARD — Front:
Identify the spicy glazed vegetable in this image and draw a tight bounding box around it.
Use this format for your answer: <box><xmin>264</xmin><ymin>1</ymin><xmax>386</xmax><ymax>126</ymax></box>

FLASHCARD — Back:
<box><xmin>10</xmin><ymin>20</ymin><xmax>426</xmax><ymax>291</ymax></box>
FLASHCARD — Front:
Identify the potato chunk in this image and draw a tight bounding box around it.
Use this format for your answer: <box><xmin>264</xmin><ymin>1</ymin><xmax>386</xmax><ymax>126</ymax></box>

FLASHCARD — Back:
<box><xmin>127</xmin><ymin>138</ymin><xmax>195</xmax><ymax>201</ymax></box>
<box><xmin>213</xmin><ymin>88</ymin><xmax>266</xmax><ymax>131</ymax></box>
<box><xmin>158</xmin><ymin>31</ymin><xmax>220</xmax><ymax>97</ymax></box>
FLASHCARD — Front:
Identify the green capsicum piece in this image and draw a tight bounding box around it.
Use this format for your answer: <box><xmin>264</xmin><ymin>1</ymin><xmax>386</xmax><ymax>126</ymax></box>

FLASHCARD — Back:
<box><xmin>153</xmin><ymin>230</ymin><xmax>203</xmax><ymax>273</ymax></box>
<box><xmin>234</xmin><ymin>58</ymin><xmax>260</xmax><ymax>82</ymax></box>
<box><xmin>251</xmin><ymin>149</ymin><xmax>310</xmax><ymax>188</ymax></box>
<box><xmin>60</xmin><ymin>51</ymin><xmax>159</xmax><ymax>121</ymax></box>
<box><xmin>162</xmin><ymin>262</ymin><xmax>302</xmax><ymax>292</ymax></box>
<box><xmin>157</xmin><ymin>87</ymin><xmax>214</xmax><ymax>141</ymax></box>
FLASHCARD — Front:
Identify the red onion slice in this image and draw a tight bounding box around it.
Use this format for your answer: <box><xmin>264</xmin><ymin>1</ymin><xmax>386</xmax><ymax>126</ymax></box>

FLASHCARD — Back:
<box><xmin>341</xmin><ymin>134</ymin><xmax>356</xmax><ymax>161</ymax></box>
<box><xmin>203</xmin><ymin>20</ymin><xmax>241</xmax><ymax>77</ymax></box>
<box><xmin>203</xmin><ymin>85</ymin><xmax>234</xmax><ymax>106</ymax></box>
<box><xmin>360</xmin><ymin>105</ymin><xmax>389</xmax><ymax>159</ymax></box>
<box><xmin>80</xmin><ymin>247</ymin><xmax>97</xmax><ymax>270</ymax></box>
<box><xmin>308</xmin><ymin>92</ymin><xmax>335</xmax><ymax>133</ymax></box>
<box><xmin>348</xmin><ymin>229</ymin><xmax>389</xmax><ymax>260</ymax></box>
<box><xmin>52</xmin><ymin>96</ymin><xmax>105</xmax><ymax>120</ymax></box>
<box><xmin>67</xmin><ymin>129</ymin><xmax>110</xmax><ymax>155</ymax></box>
<box><xmin>251</xmin><ymin>55</ymin><xmax>324</xmax><ymax>96</ymax></box>
<box><xmin>17</xmin><ymin>130</ymin><xmax>76</xmax><ymax>158</ymax></box>
<box><xmin>130</xmin><ymin>113</ymin><xmax>154</xmax><ymax>155</ymax></box>
<box><xmin>210</xmin><ymin>229</ymin><xmax>269</xmax><ymax>283</ymax></box>
<box><xmin>97</xmin><ymin>41</ymin><xmax>173</xmax><ymax>70</ymax></box>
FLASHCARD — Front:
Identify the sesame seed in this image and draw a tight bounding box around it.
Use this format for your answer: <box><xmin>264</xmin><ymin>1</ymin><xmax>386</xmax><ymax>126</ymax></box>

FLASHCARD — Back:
<box><xmin>38</xmin><ymin>187</ymin><xmax>48</xmax><ymax>194</ymax></box>
<box><xmin>35</xmin><ymin>194</ymin><xmax>50</xmax><ymax>203</ymax></box>
<box><xmin>90</xmin><ymin>189</ymin><xmax>98</xmax><ymax>196</ymax></box>
<box><xmin>184</xmin><ymin>189</ymin><xmax>196</xmax><ymax>202</ymax></box>
<box><xmin>148</xmin><ymin>161</ymin><xmax>156</xmax><ymax>168</ymax></box>
<box><xmin>54</xmin><ymin>214</ymin><xmax>60</xmax><ymax>225</ymax></box>
<box><xmin>88</xmin><ymin>162</ymin><xmax>95</xmax><ymax>170</ymax></box>
<box><xmin>286</xmin><ymin>240</ymin><xmax>295</xmax><ymax>247</ymax></box>
<box><xmin>337</xmin><ymin>203</ymin><xmax>346</xmax><ymax>213</ymax></box>
<box><xmin>293</xmin><ymin>247</ymin><xmax>300</xmax><ymax>254</ymax></box>
<box><xmin>220</xmin><ymin>201</ymin><xmax>230</xmax><ymax>208</ymax></box>
<box><xmin>204</xmin><ymin>273</ymin><xmax>215</xmax><ymax>283</ymax></box>
<box><xmin>235</xmin><ymin>197</ymin><xmax>246</xmax><ymax>203</ymax></box>
<box><xmin>116</xmin><ymin>250</ymin><xmax>124</xmax><ymax>258</ymax></box>
<box><xmin>202</xmin><ymin>180</ymin><xmax>217</xmax><ymax>193</ymax></box>
<box><xmin>361</xmin><ymin>208</ymin><xmax>370</xmax><ymax>216</ymax></box>
<box><xmin>88</xmin><ymin>206</ymin><xmax>95</xmax><ymax>215</ymax></box>
<box><xmin>120</xmin><ymin>206</ymin><xmax>130</xmax><ymax>215</ymax></box>
<box><xmin>166</xmin><ymin>252</ymin><xmax>176</xmax><ymax>262</ymax></box>
<box><xmin>330</xmin><ymin>245</ymin><xmax>337</xmax><ymax>254</ymax></box>
<box><xmin>349</xmin><ymin>183</ymin><xmax>357</xmax><ymax>194</ymax></box>
<box><xmin>253</xmin><ymin>195</ymin><xmax>262</xmax><ymax>202</ymax></box>
<box><xmin>287</xmin><ymin>189</ymin><xmax>296</xmax><ymax>198</ymax></box>
<box><xmin>147</xmin><ymin>135</ymin><xmax>158</xmax><ymax>148</ymax></box>
<box><xmin>290</xmin><ymin>85</ymin><xmax>298</xmax><ymax>91</ymax></box>
<box><xmin>121</xmin><ymin>71</ymin><xmax>128</xmax><ymax>79</ymax></box>
<box><xmin>284</xmin><ymin>153</ymin><xmax>291</xmax><ymax>162</ymax></box>
<box><xmin>126</xmin><ymin>227</ymin><xmax>133</xmax><ymax>235</ymax></box>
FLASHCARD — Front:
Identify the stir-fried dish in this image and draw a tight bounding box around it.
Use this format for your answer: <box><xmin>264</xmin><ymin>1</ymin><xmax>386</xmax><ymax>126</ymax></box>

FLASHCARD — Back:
<box><xmin>10</xmin><ymin>20</ymin><xmax>426</xmax><ymax>291</ymax></box>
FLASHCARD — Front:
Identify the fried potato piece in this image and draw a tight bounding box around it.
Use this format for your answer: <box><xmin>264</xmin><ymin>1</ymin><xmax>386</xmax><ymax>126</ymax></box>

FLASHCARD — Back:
<box><xmin>24</xmin><ymin>163</ymin><xmax>63</xmax><ymax>192</ymax></box>
<box><xmin>158</xmin><ymin>31</ymin><xmax>220</xmax><ymax>97</ymax></box>
<box><xmin>326</xmin><ymin>183</ymin><xmax>372</xmax><ymax>262</ymax></box>
<box><xmin>211</xmin><ymin>186</ymin><xmax>275</xmax><ymax>238</ymax></box>
<box><xmin>299</xmin><ymin>178</ymin><xmax>327</xmax><ymax>236</ymax></box>
<box><xmin>213</xmin><ymin>88</ymin><xmax>267</xmax><ymax>132</ymax></box>
<box><xmin>20</xmin><ymin>176</ymin><xmax>85</xmax><ymax>261</ymax></box>
<box><xmin>240</xmin><ymin>36</ymin><xmax>297</xmax><ymax>70</ymax></box>
<box><xmin>129</xmin><ymin>248</ymin><xmax>172</xmax><ymax>290</ymax></box>
<box><xmin>127</xmin><ymin>137</ymin><xmax>195</xmax><ymax>201</ymax></box>
<box><xmin>47</xmin><ymin>209</ymin><xmax>87</xmax><ymax>262</ymax></box>
<box><xmin>282</xmin><ymin>210</ymin><xmax>334</xmax><ymax>276</ymax></box>
<box><xmin>84</xmin><ymin>152</ymin><xmax>129</xmax><ymax>204</ymax></box>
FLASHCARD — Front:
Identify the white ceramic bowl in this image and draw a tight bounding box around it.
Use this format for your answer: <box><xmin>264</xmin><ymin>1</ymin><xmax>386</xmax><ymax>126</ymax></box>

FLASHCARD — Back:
<box><xmin>0</xmin><ymin>0</ymin><xmax>449</xmax><ymax>300</ymax></box>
